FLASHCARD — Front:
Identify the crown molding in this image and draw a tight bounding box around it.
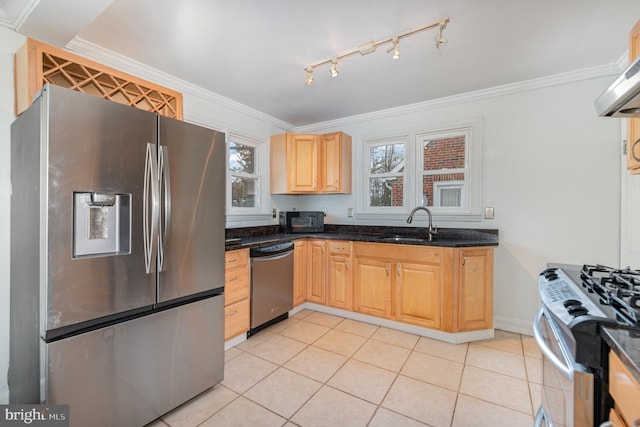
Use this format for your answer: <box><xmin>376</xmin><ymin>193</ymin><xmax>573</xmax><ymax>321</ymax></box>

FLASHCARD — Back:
<box><xmin>65</xmin><ymin>37</ymin><xmax>295</xmax><ymax>132</ymax></box>
<box><xmin>0</xmin><ymin>0</ymin><xmax>39</xmax><ymax>30</ymax></box>
<box><xmin>296</xmin><ymin>62</ymin><xmax>623</xmax><ymax>133</ymax></box>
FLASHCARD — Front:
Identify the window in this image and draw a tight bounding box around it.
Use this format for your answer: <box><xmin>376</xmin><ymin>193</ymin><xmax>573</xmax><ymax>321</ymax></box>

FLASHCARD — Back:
<box><xmin>418</xmin><ymin>129</ymin><xmax>469</xmax><ymax>211</ymax></box>
<box><xmin>358</xmin><ymin>119</ymin><xmax>482</xmax><ymax>220</ymax></box>
<box><xmin>227</xmin><ymin>133</ymin><xmax>269</xmax><ymax>217</ymax></box>
<box><xmin>365</xmin><ymin>138</ymin><xmax>406</xmax><ymax>209</ymax></box>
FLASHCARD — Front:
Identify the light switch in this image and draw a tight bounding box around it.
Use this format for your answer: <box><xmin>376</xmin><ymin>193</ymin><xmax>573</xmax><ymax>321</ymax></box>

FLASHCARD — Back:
<box><xmin>484</xmin><ymin>207</ymin><xmax>495</xmax><ymax>219</ymax></box>
<box><xmin>347</xmin><ymin>208</ymin><xmax>354</xmax><ymax>218</ymax></box>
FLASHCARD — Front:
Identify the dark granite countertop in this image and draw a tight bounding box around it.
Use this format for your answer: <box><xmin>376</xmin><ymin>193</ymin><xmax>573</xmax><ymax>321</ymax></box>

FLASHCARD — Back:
<box><xmin>601</xmin><ymin>327</ymin><xmax>640</xmax><ymax>384</ymax></box>
<box><xmin>225</xmin><ymin>224</ymin><xmax>499</xmax><ymax>251</ymax></box>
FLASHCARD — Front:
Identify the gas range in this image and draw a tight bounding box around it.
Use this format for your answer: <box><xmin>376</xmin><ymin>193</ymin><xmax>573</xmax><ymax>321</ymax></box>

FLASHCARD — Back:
<box><xmin>534</xmin><ymin>263</ymin><xmax>640</xmax><ymax>426</ymax></box>
<box><xmin>538</xmin><ymin>264</ymin><xmax>640</xmax><ymax>368</ymax></box>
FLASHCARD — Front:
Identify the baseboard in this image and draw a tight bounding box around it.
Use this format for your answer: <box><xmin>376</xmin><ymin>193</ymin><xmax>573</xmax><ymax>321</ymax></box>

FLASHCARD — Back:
<box><xmin>300</xmin><ymin>303</ymin><xmax>494</xmax><ymax>344</ymax></box>
<box><xmin>494</xmin><ymin>315</ymin><xmax>534</xmax><ymax>336</ymax></box>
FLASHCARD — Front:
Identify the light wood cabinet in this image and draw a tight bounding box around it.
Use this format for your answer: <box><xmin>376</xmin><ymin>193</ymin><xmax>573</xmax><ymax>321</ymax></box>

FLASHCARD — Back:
<box><xmin>14</xmin><ymin>38</ymin><xmax>182</xmax><ymax>118</ymax></box>
<box><xmin>327</xmin><ymin>241</ymin><xmax>352</xmax><ymax>310</ymax></box>
<box><xmin>293</xmin><ymin>240</ymin><xmax>308</xmax><ymax>306</ymax></box>
<box><xmin>307</xmin><ymin>240</ymin><xmax>328</xmax><ymax>304</ymax></box>
<box><xmin>319</xmin><ymin>132</ymin><xmax>352</xmax><ymax>193</ymax></box>
<box><xmin>609</xmin><ymin>350</ymin><xmax>640</xmax><ymax>426</ymax></box>
<box><xmin>224</xmin><ymin>249</ymin><xmax>250</xmax><ymax>340</ymax></box>
<box><xmin>351</xmin><ymin>242</ymin><xmax>493</xmax><ymax>333</ymax></box>
<box><xmin>455</xmin><ymin>247</ymin><xmax>494</xmax><ymax>331</ymax></box>
<box><xmin>628</xmin><ymin>20</ymin><xmax>640</xmax><ymax>173</ymax></box>
<box><xmin>396</xmin><ymin>261</ymin><xmax>442</xmax><ymax>329</ymax></box>
<box><xmin>270</xmin><ymin>132</ymin><xmax>352</xmax><ymax>194</ymax></box>
<box><xmin>353</xmin><ymin>243</ymin><xmax>442</xmax><ymax>326</ymax></box>
<box><xmin>353</xmin><ymin>256</ymin><xmax>392</xmax><ymax>318</ymax></box>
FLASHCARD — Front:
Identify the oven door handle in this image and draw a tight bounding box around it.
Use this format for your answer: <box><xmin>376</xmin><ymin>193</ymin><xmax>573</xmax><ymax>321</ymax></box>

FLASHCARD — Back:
<box><xmin>532</xmin><ymin>307</ymin><xmax>573</xmax><ymax>379</ymax></box>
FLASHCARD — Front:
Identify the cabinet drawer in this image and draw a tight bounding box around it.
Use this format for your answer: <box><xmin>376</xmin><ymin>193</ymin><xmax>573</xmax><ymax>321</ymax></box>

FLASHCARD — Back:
<box><xmin>224</xmin><ymin>299</ymin><xmax>250</xmax><ymax>341</ymax></box>
<box><xmin>609</xmin><ymin>351</ymin><xmax>640</xmax><ymax>425</ymax></box>
<box><xmin>225</xmin><ymin>270</ymin><xmax>250</xmax><ymax>306</ymax></box>
<box><xmin>225</xmin><ymin>249</ymin><xmax>249</xmax><ymax>270</ymax></box>
<box><xmin>329</xmin><ymin>241</ymin><xmax>351</xmax><ymax>255</ymax></box>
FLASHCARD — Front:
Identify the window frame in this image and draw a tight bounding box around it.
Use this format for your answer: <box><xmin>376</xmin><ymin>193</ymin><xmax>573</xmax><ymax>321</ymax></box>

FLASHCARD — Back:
<box><xmin>362</xmin><ymin>136</ymin><xmax>409</xmax><ymax>214</ymax></box>
<box><xmin>226</xmin><ymin>132</ymin><xmax>271</xmax><ymax>218</ymax></box>
<box><xmin>356</xmin><ymin>119</ymin><xmax>482</xmax><ymax>221</ymax></box>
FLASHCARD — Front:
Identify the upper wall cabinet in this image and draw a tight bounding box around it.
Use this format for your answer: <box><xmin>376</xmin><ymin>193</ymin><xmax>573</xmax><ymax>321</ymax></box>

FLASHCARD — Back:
<box><xmin>14</xmin><ymin>38</ymin><xmax>183</xmax><ymax>119</ymax></box>
<box><xmin>628</xmin><ymin>20</ymin><xmax>640</xmax><ymax>173</ymax></box>
<box><xmin>270</xmin><ymin>132</ymin><xmax>352</xmax><ymax>194</ymax></box>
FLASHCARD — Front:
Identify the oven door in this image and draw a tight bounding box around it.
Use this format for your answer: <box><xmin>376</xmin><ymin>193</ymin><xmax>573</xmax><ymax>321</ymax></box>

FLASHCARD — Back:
<box><xmin>533</xmin><ymin>307</ymin><xmax>594</xmax><ymax>427</ymax></box>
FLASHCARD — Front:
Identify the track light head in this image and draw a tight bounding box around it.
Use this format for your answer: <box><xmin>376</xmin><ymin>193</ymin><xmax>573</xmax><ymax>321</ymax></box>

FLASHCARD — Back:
<box><xmin>436</xmin><ymin>22</ymin><xmax>448</xmax><ymax>48</ymax></box>
<box><xmin>386</xmin><ymin>37</ymin><xmax>400</xmax><ymax>59</ymax></box>
<box><xmin>305</xmin><ymin>67</ymin><xmax>314</xmax><ymax>85</ymax></box>
<box><xmin>330</xmin><ymin>60</ymin><xmax>339</xmax><ymax>77</ymax></box>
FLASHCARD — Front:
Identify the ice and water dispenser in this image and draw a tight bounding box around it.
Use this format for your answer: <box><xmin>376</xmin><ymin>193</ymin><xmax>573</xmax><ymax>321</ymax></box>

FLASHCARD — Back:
<box><xmin>73</xmin><ymin>192</ymin><xmax>131</xmax><ymax>258</ymax></box>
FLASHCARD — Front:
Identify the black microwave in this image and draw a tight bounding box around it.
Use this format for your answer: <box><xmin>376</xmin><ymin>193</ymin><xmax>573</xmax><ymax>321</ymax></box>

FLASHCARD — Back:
<box><xmin>279</xmin><ymin>211</ymin><xmax>324</xmax><ymax>233</ymax></box>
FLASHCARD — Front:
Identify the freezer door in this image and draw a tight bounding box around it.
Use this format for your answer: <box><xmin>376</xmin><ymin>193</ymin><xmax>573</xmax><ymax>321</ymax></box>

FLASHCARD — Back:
<box><xmin>45</xmin><ymin>86</ymin><xmax>157</xmax><ymax>334</ymax></box>
<box><xmin>46</xmin><ymin>295</ymin><xmax>224</xmax><ymax>427</ymax></box>
<box><xmin>157</xmin><ymin>116</ymin><xmax>225</xmax><ymax>303</ymax></box>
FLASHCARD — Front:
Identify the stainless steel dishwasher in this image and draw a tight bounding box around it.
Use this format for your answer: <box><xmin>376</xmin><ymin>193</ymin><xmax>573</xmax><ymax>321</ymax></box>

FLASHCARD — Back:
<box><xmin>248</xmin><ymin>241</ymin><xmax>294</xmax><ymax>336</ymax></box>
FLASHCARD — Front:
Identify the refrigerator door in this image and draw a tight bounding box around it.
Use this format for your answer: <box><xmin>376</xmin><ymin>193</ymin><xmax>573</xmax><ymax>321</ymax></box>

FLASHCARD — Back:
<box><xmin>157</xmin><ymin>116</ymin><xmax>225</xmax><ymax>303</ymax></box>
<box><xmin>46</xmin><ymin>294</ymin><xmax>224</xmax><ymax>427</ymax></box>
<box><xmin>45</xmin><ymin>85</ymin><xmax>157</xmax><ymax>335</ymax></box>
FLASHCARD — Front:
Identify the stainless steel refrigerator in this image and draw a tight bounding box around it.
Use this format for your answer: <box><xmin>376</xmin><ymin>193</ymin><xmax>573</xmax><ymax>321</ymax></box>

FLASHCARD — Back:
<box><xmin>9</xmin><ymin>84</ymin><xmax>226</xmax><ymax>427</ymax></box>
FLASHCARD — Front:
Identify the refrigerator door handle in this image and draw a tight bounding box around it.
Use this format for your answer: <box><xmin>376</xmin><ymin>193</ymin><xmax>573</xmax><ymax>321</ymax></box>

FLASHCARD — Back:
<box><xmin>159</xmin><ymin>145</ymin><xmax>171</xmax><ymax>272</ymax></box>
<box><xmin>144</xmin><ymin>143</ymin><xmax>160</xmax><ymax>274</ymax></box>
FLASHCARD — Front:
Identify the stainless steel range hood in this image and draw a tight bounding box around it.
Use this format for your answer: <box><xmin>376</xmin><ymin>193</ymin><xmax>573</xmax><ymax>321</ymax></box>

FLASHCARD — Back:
<box><xmin>595</xmin><ymin>56</ymin><xmax>640</xmax><ymax>117</ymax></box>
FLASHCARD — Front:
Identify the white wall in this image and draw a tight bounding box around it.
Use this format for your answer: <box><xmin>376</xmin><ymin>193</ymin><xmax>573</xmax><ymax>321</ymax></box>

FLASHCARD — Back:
<box><xmin>295</xmin><ymin>77</ymin><xmax>622</xmax><ymax>333</ymax></box>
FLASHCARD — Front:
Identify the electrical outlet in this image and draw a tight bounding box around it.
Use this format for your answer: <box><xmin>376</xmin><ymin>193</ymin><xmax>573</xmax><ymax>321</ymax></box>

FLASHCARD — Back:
<box><xmin>272</xmin><ymin>208</ymin><xmax>277</xmax><ymax>219</ymax></box>
<box><xmin>484</xmin><ymin>207</ymin><xmax>494</xmax><ymax>219</ymax></box>
<box><xmin>348</xmin><ymin>208</ymin><xmax>354</xmax><ymax>218</ymax></box>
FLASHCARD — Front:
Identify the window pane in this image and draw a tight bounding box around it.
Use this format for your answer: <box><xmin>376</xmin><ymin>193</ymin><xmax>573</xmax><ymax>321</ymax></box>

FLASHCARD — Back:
<box><xmin>422</xmin><ymin>173</ymin><xmax>464</xmax><ymax>207</ymax></box>
<box><xmin>423</xmin><ymin>135</ymin><xmax>465</xmax><ymax>171</ymax></box>
<box><xmin>370</xmin><ymin>144</ymin><xmax>404</xmax><ymax>174</ymax></box>
<box><xmin>440</xmin><ymin>187</ymin><xmax>462</xmax><ymax>207</ymax></box>
<box><xmin>229</xmin><ymin>142</ymin><xmax>255</xmax><ymax>174</ymax></box>
<box><xmin>231</xmin><ymin>176</ymin><xmax>257</xmax><ymax>207</ymax></box>
<box><xmin>369</xmin><ymin>177</ymin><xmax>403</xmax><ymax>207</ymax></box>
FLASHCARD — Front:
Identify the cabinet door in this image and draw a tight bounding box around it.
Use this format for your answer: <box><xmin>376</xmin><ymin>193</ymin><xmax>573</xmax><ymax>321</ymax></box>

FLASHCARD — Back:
<box><xmin>629</xmin><ymin>20</ymin><xmax>640</xmax><ymax>172</ymax></box>
<box><xmin>288</xmin><ymin>134</ymin><xmax>319</xmax><ymax>192</ymax></box>
<box><xmin>320</xmin><ymin>132</ymin><xmax>351</xmax><ymax>193</ymax></box>
<box><xmin>396</xmin><ymin>262</ymin><xmax>441</xmax><ymax>329</ymax></box>
<box><xmin>353</xmin><ymin>257</ymin><xmax>392</xmax><ymax>318</ymax></box>
<box><xmin>328</xmin><ymin>254</ymin><xmax>352</xmax><ymax>310</ymax></box>
<box><xmin>307</xmin><ymin>240</ymin><xmax>327</xmax><ymax>304</ymax></box>
<box><xmin>293</xmin><ymin>240</ymin><xmax>307</xmax><ymax>306</ymax></box>
<box><xmin>457</xmin><ymin>248</ymin><xmax>494</xmax><ymax>331</ymax></box>
<box><xmin>224</xmin><ymin>299</ymin><xmax>250</xmax><ymax>340</ymax></box>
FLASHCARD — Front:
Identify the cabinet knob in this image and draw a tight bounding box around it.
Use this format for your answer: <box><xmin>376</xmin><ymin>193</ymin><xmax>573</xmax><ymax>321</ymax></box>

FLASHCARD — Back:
<box><xmin>225</xmin><ymin>310</ymin><xmax>238</xmax><ymax>317</ymax></box>
<box><xmin>633</xmin><ymin>138</ymin><xmax>640</xmax><ymax>162</ymax></box>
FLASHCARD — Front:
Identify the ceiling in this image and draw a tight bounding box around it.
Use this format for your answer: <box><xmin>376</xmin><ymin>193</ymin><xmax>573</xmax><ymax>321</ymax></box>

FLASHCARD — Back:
<box><xmin>2</xmin><ymin>0</ymin><xmax>640</xmax><ymax>126</ymax></box>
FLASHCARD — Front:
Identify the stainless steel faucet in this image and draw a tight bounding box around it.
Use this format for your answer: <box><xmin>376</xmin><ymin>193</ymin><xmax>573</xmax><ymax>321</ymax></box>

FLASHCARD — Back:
<box><xmin>406</xmin><ymin>206</ymin><xmax>438</xmax><ymax>241</ymax></box>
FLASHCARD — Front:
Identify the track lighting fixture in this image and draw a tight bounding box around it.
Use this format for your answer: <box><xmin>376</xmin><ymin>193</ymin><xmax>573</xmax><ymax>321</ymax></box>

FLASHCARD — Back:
<box><xmin>303</xmin><ymin>17</ymin><xmax>449</xmax><ymax>85</ymax></box>
<box><xmin>329</xmin><ymin>60</ymin><xmax>339</xmax><ymax>77</ymax></box>
<box><xmin>305</xmin><ymin>67</ymin><xmax>314</xmax><ymax>85</ymax></box>
<box><xmin>387</xmin><ymin>37</ymin><xmax>400</xmax><ymax>59</ymax></box>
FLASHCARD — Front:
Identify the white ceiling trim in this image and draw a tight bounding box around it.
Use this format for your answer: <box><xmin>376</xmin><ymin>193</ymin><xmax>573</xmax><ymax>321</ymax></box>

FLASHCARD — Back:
<box><xmin>0</xmin><ymin>0</ymin><xmax>39</xmax><ymax>29</ymax></box>
<box><xmin>296</xmin><ymin>62</ymin><xmax>624</xmax><ymax>133</ymax></box>
<box><xmin>66</xmin><ymin>37</ymin><xmax>295</xmax><ymax>132</ymax></box>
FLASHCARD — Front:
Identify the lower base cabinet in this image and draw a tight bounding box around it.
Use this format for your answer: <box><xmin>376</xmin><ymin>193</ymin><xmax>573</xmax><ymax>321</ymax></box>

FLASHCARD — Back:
<box><xmin>224</xmin><ymin>249</ymin><xmax>250</xmax><ymax>340</ymax></box>
<box><xmin>352</xmin><ymin>242</ymin><xmax>493</xmax><ymax>333</ymax></box>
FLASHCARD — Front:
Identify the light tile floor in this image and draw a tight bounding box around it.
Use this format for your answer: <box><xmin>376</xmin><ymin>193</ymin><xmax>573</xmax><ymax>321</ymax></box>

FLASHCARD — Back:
<box><xmin>148</xmin><ymin>309</ymin><xmax>542</xmax><ymax>427</ymax></box>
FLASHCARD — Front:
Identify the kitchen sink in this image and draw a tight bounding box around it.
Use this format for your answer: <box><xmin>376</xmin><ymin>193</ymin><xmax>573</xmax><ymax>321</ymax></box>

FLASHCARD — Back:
<box><xmin>374</xmin><ymin>235</ymin><xmax>429</xmax><ymax>244</ymax></box>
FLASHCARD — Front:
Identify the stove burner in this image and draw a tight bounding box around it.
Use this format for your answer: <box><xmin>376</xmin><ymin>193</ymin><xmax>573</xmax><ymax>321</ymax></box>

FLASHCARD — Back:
<box><xmin>580</xmin><ymin>264</ymin><xmax>640</xmax><ymax>327</ymax></box>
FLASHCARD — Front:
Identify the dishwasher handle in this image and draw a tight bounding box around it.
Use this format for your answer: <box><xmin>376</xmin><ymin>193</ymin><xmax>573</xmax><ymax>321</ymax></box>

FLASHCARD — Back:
<box><xmin>250</xmin><ymin>241</ymin><xmax>295</xmax><ymax>258</ymax></box>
